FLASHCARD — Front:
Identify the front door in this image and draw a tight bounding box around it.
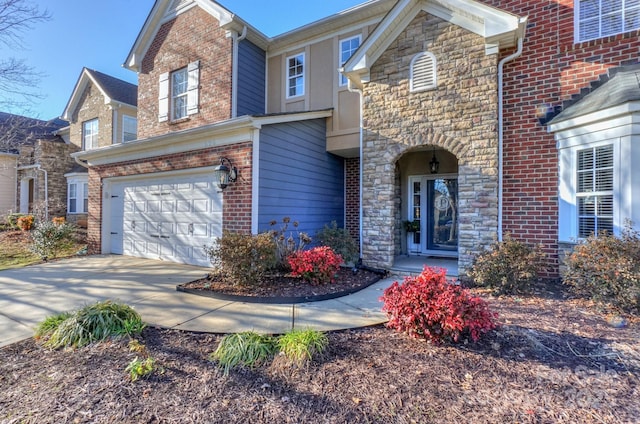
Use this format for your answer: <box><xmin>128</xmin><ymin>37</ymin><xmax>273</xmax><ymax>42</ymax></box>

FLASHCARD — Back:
<box><xmin>408</xmin><ymin>176</ymin><xmax>458</xmax><ymax>256</ymax></box>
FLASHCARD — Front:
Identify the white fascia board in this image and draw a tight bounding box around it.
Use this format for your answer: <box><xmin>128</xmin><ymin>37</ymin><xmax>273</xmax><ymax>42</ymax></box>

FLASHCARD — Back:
<box><xmin>555</xmin><ymin>114</ymin><xmax>638</xmax><ymax>150</ymax></box>
<box><xmin>64</xmin><ymin>172</ymin><xmax>88</xmax><ymax>179</ymax></box>
<box><xmin>549</xmin><ymin>101</ymin><xmax>640</xmax><ymax>133</ymax></box>
<box><xmin>251</xmin><ymin>109</ymin><xmax>333</xmax><ymax>127</ymax></box>
<box><xmin>73</xmin><ymin>116</ymin><xmax>259</xmax><ymax>166</ymax></box>
<box><xmin>124</xmin><ymin>0</ymin><xmax>172</xmax><ymax>71</ymax></box>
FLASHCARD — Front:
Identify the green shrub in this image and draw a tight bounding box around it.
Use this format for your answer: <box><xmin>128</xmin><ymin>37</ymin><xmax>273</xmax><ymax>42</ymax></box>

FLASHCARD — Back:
<box><xmin>268</xmin><ymin>217</ymin><xmax>311</xmax><ymax>271</ymax></box>
<box><xmin>126</xmin><ymin>356</ymin><xmax>157</xmax><ymax>382</ymax></box>
<box><xmin>30</xmin><ymin>220</ymin><xmax>76</xmax><ymax>260</ymax></box>
<box><xmin>381</xmin><ymin>267</ymin><xmax>498</xmax><ymax>344</ymax></box>
<box><xmin>205</xmin><ymin>231</ymin><xmax>277</xmax><ymax>286</ymax></box>
<box><xmin>467</xmin><ymin>234</ymin><xmax>547</xmax><ymax>294</ymax></box>
<box><xmin>38</xmin><ymin>300</ymin><xmax>144</xmax><ymax>349</ymax></box>
<box><xmin>277</xmin><ymin>328</ymin><xmax>328</xmax><ymax>367</ymax></box>
<box><xmin>563</xmin><ymin>224</ymin><xmax>640</xmax><ymax>314</ymax></box>
<box><xmin>316</xmin><ymin>221</ymin><xmax>359</xmax><ymax>264</ymax></box>
<box><xmin>209</xmin><ymin>332</ymin><xmax>278</xmax><ymax>375</ymax></box>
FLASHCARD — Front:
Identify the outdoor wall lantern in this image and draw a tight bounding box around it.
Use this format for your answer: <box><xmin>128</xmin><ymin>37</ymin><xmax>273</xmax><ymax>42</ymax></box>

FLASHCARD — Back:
<box><xmin>429</xmin><ymin>148</ymin><xmax>440</xmax><ymax>174</ymax></box>
<box><xmin>536</xmin><ymin>103</ymin><xmax>562</xmax><ymax>126</ymax></box>
<box><xmin>213</xmin><ymin>157</ymin><xmax>237</xmax><ymax>190</ymax></box>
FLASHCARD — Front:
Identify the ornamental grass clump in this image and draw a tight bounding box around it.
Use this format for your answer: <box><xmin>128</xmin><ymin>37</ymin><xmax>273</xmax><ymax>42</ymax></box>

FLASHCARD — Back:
<box><xmin>36</xmin><ymin>300</ymin><xmax>145</xmax><ymax>349</ymax></box>
<box><xmin>288</xmin><ymin>246</ymin><xmax>343</xmax><ymax>284</ymax></box>
<box><xmin>563</xmin><ymin>223</ymin><xmax>640</xmax><ymax>315</ymax></box>
<box><xmin>209</xmin><ymin>332</ymin><xmax>278</xmax><ymax>375</ymax></box>
<box><xmin>276</xmin><ymin>328</ymin><xmax>328</xmax><ymax>367</ymax></box>
<box><xmin>381</xmin><ymin>267</ymin><xmax>498</xmax><ymax>344</ymax></box>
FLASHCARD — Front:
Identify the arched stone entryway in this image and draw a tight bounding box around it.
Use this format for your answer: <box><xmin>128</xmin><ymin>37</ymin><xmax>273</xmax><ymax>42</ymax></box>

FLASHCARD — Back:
<box><xmin>361</xmin><ymin>131</ymin><xmax>499</xmax><ymax>276</ymax></box>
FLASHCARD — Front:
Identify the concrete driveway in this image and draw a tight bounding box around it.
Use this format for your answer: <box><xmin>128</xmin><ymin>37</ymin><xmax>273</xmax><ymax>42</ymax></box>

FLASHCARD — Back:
<box><xmin>0</xmin><ymin>255</ymin><xmax>390</xmax><ymax>348</ymax></box>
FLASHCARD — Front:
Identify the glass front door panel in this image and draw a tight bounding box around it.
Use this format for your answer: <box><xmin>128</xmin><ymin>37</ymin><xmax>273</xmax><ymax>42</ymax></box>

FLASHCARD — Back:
<box><xmin>412</xmin><ymin>181</ymin><xmax>421</xmax><ymax>245</ymax></box>
<box><xmin>428</xmin><ymin>179</ymin><xmax>458</xmax><ymax>251</ymax></box>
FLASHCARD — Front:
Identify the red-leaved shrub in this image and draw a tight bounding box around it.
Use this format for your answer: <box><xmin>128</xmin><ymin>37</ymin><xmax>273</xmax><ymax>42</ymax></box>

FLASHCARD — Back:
<box><xmin>288</xmin><ymin>246</ymin><xmax>343</xmax><ymax>284</ymax></box>
<box><xmin>381</xmin><ymin>267</ymin><xmax>498</xmax><ymax>344</ymax></box>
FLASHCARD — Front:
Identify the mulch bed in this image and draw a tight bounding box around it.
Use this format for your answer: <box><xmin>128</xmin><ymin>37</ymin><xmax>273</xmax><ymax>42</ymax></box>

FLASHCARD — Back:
<box><xmin>1</xmin><ymin>280</ymin><xmax>639</xmax><ymax>423</ymax></box>
<box><xmin>177</xmin><ymin>267</ymin><xmax>384</xmax><ymax>302</ymax></box>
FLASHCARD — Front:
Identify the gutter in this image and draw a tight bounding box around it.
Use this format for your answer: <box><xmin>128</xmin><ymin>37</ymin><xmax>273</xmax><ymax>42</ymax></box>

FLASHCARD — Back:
<box><xmin>497</xmin><ymin>18</ymin><xmax>527</xmax><ymax>242</ymax></box>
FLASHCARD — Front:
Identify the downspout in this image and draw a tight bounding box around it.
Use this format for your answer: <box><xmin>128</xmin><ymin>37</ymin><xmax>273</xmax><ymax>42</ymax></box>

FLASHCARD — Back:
<box><xmin>347</xmin><ymin>79</ymin><xmax>364</xmax><ymax>259</ymax></box>
<box><xmin>230</xmin><ymin>26</ymin><xmax>248</xmax><ymax>119</ymax></box>
<box><xmin>497</xmin><ymin>21</ymin><xmax>526</xmax><ymax>242</ymax></box>
<box><xmin>17</xmin><ymin>164</ymin><xmax>48</xmax><ymax>220</ymax></box>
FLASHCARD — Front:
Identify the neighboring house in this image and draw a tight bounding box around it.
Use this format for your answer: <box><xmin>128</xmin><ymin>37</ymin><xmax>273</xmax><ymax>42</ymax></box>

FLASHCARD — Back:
<box><xmin>72</xmin><ymin>0</ymin><xmax>640</xmax><ymax>276</ymax></box>
<box><xmin>61</xmin><ymin>68</ymin><xmax>138</xmax><ymax>226</ymax></box>
<box><xmin>0</xmin><ymin>112</ymin><xmax>72</xmax><ymax>220</ymax></box>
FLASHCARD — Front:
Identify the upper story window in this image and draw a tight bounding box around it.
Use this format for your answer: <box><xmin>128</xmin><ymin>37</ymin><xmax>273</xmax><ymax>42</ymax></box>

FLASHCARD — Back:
<box><xmin>158</xmin><ymin>60</ymin><xmax>200</xmax><ymax>122</ymax></box>
<box><xmin>339</xmin><ymin>35</ymin><xmax>361</xmax><ymax>86</ymax></box>
<box><xmin>410</xmin><ymin>52</ymin><xmax>437</xmax><ymax>92</ymax></box>
<box><xmin>82</xmin><ymin>118</ymin><xmax>98</xmax><ymax>150</ymax></box>
<box><xmin>122</xmin><ymin>115</ymin><xmax>137</xmax><ymax>143</ymax></box>
<box><xmin>576</xmin><ymin>0</ymin><xmax>640</xmax><ymax>42</ymax></box>
<box><xmin>287</xmin><ymin>53</ymin><xmax>305</xmax><ymax>98</ymax></box>
<box><xmin>577</xmin><ymin>144</ymin><xmax>614</xmax><ymax>237</ymax></box>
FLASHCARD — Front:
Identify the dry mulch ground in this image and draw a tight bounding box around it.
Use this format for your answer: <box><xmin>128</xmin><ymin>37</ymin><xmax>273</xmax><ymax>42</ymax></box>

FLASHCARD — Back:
<box><xmin>1</xmin><ymin>282</ymin><xmax>639</xmax><ymax>423</ymax></box>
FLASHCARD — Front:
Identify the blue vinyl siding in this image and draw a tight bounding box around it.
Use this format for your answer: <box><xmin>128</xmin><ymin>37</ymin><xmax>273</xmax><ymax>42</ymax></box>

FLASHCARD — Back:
<box><xmin>258</xmin><ymin>119</ymin><xmax>344</xmax><ymax>238</ymax></box>
<box><xmin>237</xmin><ymin>40</ymin><xmax>266</xmax><ymax>116</ymax></box>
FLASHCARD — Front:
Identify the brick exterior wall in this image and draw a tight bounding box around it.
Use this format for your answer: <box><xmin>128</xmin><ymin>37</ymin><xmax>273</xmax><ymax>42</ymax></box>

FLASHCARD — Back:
<box><xmin>361</xmin><ymin>12</ymin><xmax>499</xmax><ymax>272</ymax></box>
<box><xmin>68</xmin><ymin>83</ymin><xmax>113</xmax><ymax>149</ymax></box>
<box><xmin>86</xmin><ymin>143</ymin><xmax>253</xmax><ymax>255</ymax></box>
<box><xmin>138</xmin><ymin>7</ymin><xmax>233</xmax><ymax>139</ymax></box>
<box><xmin>345</xmin><ymin>157</ymin><xmax>360</xmax><ymax>248</ymax></box>
<box><xmin>481</xmin><ymin>0</ymin><xmax>640</xmax><ymax>278</ymax></box>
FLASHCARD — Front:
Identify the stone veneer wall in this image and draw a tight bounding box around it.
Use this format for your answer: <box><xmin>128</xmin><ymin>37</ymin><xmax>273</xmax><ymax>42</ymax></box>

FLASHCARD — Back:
<box><xmin>16</xmin><ymin>138</ymin><xmax>78</xmax><ymax>219</ymax></box>
<box><xmin>68</xmin><ymin>83</ymin><xmax>113</xmax><ymax>149</ymax></box>
<box><xmin>361</xmin><ymin>12</ymin><xmax>499</xmax><ymax>273</ymax></box>
<box><xmin>86</xmin><ymin>143</ymin><xmax>252</xmax><ymax>255</ymax></box>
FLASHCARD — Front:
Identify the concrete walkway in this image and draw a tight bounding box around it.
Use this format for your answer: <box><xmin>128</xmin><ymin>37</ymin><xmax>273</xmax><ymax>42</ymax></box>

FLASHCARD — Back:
<box><xmin>0</xmin><ymin>255</ymin><xmax>394</xmax><ymax>348</ymax></box>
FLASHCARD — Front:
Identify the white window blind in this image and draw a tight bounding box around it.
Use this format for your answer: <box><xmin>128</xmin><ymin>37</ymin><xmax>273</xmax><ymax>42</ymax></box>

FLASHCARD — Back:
<box><xmin>577</xmin><ymin>0</ymin><xmax>640</xmax><ymax>42</ymax></box>
<box><xmin>577</xmin><ymin>145</ymin><xmax>614</xmax><ymax>237</ymax></box>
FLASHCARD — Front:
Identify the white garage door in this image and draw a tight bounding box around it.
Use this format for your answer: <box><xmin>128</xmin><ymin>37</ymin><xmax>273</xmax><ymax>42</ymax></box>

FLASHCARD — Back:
<box><xmin>108</xmin><ymin>172</ymin><xmax>222</xmax><ymax>267</ymax></box>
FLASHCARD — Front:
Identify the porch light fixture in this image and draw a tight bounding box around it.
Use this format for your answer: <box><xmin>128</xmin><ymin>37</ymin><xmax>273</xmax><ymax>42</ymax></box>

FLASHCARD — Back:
<box><xmin>213</xmin><ymin>157</ymin><xmax>237</xmax><ymax>190</ymax></box>
<box><xmin>429</xmin><ymin>148</ymin><xmax>440</xmax><ymax>174</ymax></box>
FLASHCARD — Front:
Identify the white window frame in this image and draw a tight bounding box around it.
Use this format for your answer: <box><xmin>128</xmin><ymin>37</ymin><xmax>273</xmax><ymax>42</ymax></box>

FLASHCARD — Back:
<box><xmin>339</xmin><ymin>35</ymin><xmax>361</xmax><ymax>86</ymax></box>
<box><xmin>410</xmin><ymin>52</ymin><xmax>437</xmax><ymax>93</ymax></box>
<box><xmin>286</xmin><ymin>53</ymin><xmax>305</xmax><ymax>99</ymax></box>
<box><xmin>82</xmin><ymin>118</ymin><xmax>99</xmax><ymax>150</ymax></box>
<box><xmin>67</xmin><ymin>177</ymin><xmax>89</xmax><ymax>214</ymax></box>
<box><xmin>575</xmin><ymin>0</ymin><xmax>640</xmax><ymax>43</ymax></box>
<box><xmin>158</xmin><ymin>60</ymin><xmax>200</xmax><ymax>122</ymax></box>
<box><xmin>171</xmin><ymin>67</ymin><xmax>189</xmax><ymax>120</ymax></box>
<box><xmin>122</xmin><ymin>115</ymin><xmax>137</xmax><ymax>143</ymax></box>
<box><xmin>576</xmin><ymin>144</ymin><xmax>614</xmax><ymax>237</ymax></box>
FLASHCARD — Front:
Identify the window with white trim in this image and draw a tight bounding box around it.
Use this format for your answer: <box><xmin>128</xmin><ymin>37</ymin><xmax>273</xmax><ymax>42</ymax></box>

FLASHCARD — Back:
<box><xmin>286</xmin><ymin>53</ymin><xmax>305</xmax><ymax>98</ymax></box>
<box><xmin>122</xmin><ymin>115</ymin><xmax>137</xmax><ymax>142</ymax></box>
<box><xmin>158</xmin><ymin>60</ymin><xmax>200</xmax><ymax>122</ymax></box>
<box><xmin>82</xmin><ymin>118</ymin><xmax>98</xmax><ymax>150</ymax></box>
<box><xmin>339</xmin><ymin>35</ymin><xmax>361</xmax><ymax>86</ymax></box>
<box><xmin>67</xmin><ymin>178</ymin><xmax>89</xmax><ymax>214</ymax></box>
<box><xmin>410</xmin><ymin>52</ymin><xmax>437</xmax><ymax>92</ymax></box>
<box><xmin>576</xmin><ymin>0</ymin><xmax>640</xmax><ymax>42</ymax></box>
<box><xmin>577</xmin><ymin>144</ymin><xmax>614</xmax><ymax>237</ymax></box>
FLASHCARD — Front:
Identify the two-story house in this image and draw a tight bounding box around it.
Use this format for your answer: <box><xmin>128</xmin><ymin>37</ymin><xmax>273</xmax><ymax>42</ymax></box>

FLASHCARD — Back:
<box><xmin>60</xmin><ymin>68</ymin><xmax>138</xmax><ymax>226</ymax></box>
<box><xmin>73</xmin><ymin>0</ymin><xmax>640</xmax><ymax>277</ymax></box>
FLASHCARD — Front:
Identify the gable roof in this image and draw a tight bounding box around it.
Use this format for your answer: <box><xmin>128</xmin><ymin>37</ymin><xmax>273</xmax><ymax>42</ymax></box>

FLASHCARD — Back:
<box><xmin>549</xmin><ymin>64</ymin><xmax>640</xmax><ymax>131</ymax></box>
<box><xmin>62</xmin><ymin>68</ymin><xmax>138</xmax><ymax>121</ymax></box>
<box><xmin>125</xmin><ymin>0</ymin><xmax>269</xmax><ymax>72</ymax></box>
<box><xmin>0</xmin><ymin>112</ymin><xmax>67</xmax><ymax>150</ymax></box>
<box><xmin>342</xmin><ymin>0</ymin><xmax>527</xmax><ymax>87</ymax></box>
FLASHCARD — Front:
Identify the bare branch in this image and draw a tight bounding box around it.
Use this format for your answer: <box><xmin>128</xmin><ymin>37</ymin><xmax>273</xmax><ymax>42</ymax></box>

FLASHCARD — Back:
<box><xmin>0</xmin><ymin>0</ymin><xmax>50</xmax><ymax>49</ymax></box>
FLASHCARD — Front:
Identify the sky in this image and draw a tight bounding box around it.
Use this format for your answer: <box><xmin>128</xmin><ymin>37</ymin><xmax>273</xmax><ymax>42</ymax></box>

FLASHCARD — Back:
<box><xmin>7</xmin><ymin>0</ymin><xmax>368</xmax><ymax>120</ymax></box>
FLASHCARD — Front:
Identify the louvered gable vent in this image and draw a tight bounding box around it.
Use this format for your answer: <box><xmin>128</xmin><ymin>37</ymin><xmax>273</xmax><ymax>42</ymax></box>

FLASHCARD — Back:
<box><xmin>410</xmin><ymin>52</ymin><xmax>437</xmax><ymax>92</ymax></box>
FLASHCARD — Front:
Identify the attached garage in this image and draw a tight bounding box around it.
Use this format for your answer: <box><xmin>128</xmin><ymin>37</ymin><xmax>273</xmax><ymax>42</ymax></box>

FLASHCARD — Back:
<box><xmin>104</xmin><ymin>170</ymin><xmax>221</xmax><ymax>267</ymax></box>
